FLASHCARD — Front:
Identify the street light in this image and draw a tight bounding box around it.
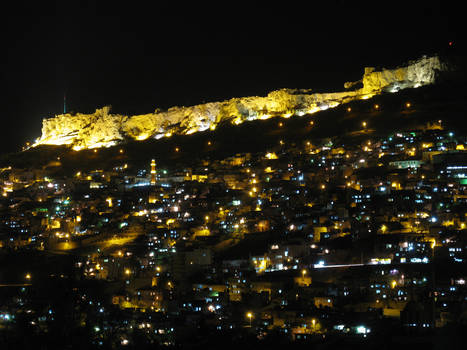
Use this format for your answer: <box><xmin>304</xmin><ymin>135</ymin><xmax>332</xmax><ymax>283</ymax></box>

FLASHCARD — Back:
<box><xmin>246</xmin><ymin>312</ymin><xmax>253</xmax><ymax>327</ymax></box>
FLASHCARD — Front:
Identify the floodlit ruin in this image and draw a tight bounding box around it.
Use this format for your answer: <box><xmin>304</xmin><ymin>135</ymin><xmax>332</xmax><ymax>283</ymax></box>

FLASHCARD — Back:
<box><xmin>32</xmin><ymin>56</ymin><xmax>446</xmax><ymax>150</ymax></box>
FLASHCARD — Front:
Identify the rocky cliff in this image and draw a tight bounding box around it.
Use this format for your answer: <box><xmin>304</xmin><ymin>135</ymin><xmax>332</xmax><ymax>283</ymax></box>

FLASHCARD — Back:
<box><xmin>33</xmin><ymin>55</ymin><xmax>447</xmax><ymax>150</ymax></box>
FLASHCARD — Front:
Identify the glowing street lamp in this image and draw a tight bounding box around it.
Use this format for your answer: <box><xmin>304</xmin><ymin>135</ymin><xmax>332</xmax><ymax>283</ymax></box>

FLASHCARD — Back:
<box><xmin>25</xmin><ymin>273</ymin><xmax>31</xmax><ymax>280</ymax></box>
<box><xmin>246</xmin><ymin>312</ymin><xmax>253</xmax><ymax>327</ymax></box>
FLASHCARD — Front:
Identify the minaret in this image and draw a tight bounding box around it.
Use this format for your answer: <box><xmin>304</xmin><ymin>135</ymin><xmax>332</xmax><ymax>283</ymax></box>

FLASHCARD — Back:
<box><xmin>149</xmin><ymin>159</ymin><xmax>157</xmax><ymax>204</ymax></box>
<box><xmin>150</xmin><ymin>159</ymin><xmax>156</xmax><ymax>186</ymax></box>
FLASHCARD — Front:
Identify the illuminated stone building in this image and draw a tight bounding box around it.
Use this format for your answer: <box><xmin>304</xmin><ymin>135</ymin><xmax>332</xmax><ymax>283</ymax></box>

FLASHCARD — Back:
<box><xmin>149</xmin><ymin>159</ymin><xmax>157</xmax><ymax>204</ymax></box>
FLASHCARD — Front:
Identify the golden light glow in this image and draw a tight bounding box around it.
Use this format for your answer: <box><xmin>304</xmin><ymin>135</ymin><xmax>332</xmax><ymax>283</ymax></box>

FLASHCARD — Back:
<box><xmin>233</xmin><ymin>117</ymin><xmax>243</xmax><ymax>125</ymax></box>
<box><xmin>362</xmin><ymin>121</ymin><xmax>367</xmax><ymax>128</ymax></box>
<box><xmin>136</xmin><ymin>133</ymin><xmax>150</xmax><ymax>141</ymax></box>
<box><xmin>265</xmin><ymin>152</ymin><xmax>278</xmax><ymax>159</ymax></box>
<box><xmin>360</xmin><ymin>93</ymin><xmax>375</xmax><ymax>100</ymax></box>
<box><xmin>442</xmin><ymin>220</ymin><xmax>454</xmax><ymax>227</ymax></box>
<box><xmin>307</xmin><ymin>106</ymin><xmax>320</xmax><ymax>114</ymax></box>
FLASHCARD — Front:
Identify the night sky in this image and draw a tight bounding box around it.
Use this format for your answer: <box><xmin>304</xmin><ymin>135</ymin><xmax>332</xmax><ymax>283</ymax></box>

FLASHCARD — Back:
<box><xmin>0</xmin><ymin>0</ymin><xmax>462</xmax><ymax>154</ymax></box>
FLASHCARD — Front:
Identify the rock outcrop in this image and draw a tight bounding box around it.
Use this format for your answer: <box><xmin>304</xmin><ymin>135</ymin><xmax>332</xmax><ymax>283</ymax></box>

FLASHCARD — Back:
<box><xmin>33</xmin><ymin>55</ymin><xmax>447</xmax><ymax>150</ymax></box>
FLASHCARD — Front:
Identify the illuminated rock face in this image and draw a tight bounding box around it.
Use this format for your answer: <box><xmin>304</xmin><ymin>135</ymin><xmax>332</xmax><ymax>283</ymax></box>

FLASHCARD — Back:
<box><xmin>359</xmin><ymin>55</ymin><xmax>445</xmax><ymax>94</ymax></box>
<box><xmin>39</xmin><ymin>106</ymin><xmax>127</xmax><ymax>150</ymax></box>
<box><xmin>34</xmin><ymin>55</ymin><xmax>446</xmax><ymax>150</ymax></box>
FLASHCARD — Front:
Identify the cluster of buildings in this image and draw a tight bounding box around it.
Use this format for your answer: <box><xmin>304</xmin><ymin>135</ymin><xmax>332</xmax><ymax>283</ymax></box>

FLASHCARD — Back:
<box><xmin>1</xmin><ymin>118</ymin><xmax>466</xmax><ymax>346</ymax></box>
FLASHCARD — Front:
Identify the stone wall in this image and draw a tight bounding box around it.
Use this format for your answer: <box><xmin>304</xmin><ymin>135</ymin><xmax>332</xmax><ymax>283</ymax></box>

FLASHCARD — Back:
<box><xmin>33</xmin><ymin>55</ymin><xmax>446</xmax><ymax>150</ymax></box>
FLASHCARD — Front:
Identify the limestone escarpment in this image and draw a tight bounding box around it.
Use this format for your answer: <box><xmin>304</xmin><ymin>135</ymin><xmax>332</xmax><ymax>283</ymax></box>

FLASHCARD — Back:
<box><xmin>32</xmin><ymin>55</ymin><xmax>447</xmax><ymax>150</ymax></box>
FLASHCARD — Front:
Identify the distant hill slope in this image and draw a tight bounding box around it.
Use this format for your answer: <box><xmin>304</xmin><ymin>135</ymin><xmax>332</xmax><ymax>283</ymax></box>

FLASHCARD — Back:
<box><xmin>30</xmin><ymin>56</ymin><xmax>448</xmax><ymax>151</ymax></box>
<box><xmin>2</xmin><ymin>71</ymin><xmax>467</xmax><ymax>174</ymax></box>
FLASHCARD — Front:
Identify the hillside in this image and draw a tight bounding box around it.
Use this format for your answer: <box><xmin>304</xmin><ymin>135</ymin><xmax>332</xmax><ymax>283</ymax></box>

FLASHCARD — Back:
<box><xmin>2</xmin><ymin>72</ymin><xmax>467</xmax><ymax>174</ymax></box>
<box><xmin>29</xmin><ymin>56</ymin><xmax>446</xmax><ymax>151</ymax></box>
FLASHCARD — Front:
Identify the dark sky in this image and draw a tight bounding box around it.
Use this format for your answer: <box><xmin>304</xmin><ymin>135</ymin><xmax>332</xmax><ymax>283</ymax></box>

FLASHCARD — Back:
<box><xmin>0</xmin><ymin>0</ymin><xmax>462</xmax><ymax>154</ymax></box>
